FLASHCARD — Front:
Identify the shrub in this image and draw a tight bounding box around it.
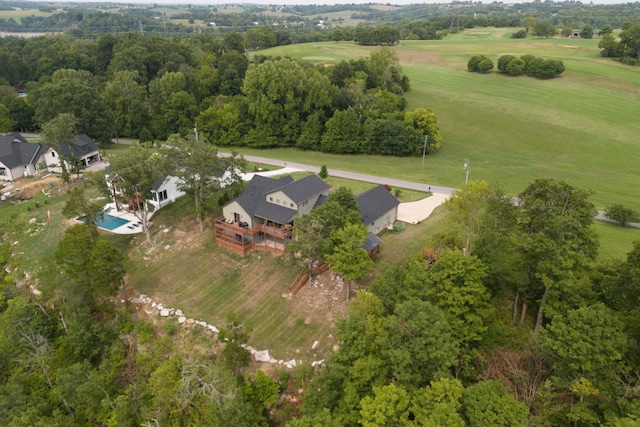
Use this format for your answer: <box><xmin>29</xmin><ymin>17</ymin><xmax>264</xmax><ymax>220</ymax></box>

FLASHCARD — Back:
<box><xmin>498</xmin><ymin>55</ymin><xmax>517</xmax><ymax>73</ymax></box>
<box><xmin>319</xmin><ymin>164</ymin><xmax>328</xmax><ymax>179</ymax></box>
<box><xmin>511</xmin><ymin>29</ymin><xmax>527</xmax><ymax>39</ymax></box>
<box><xmin>467</xmin><ymin>55</ymin><xmax>487</xmax><ymax>72</ymax></box>
<box><xmin>506</xmin><ymin>58</ymin><xmax>526</xmax><ymax>75</ymax></box>
<box><xmin>477</xmin><ymin>58</ymin><xmax>494</xmax><ymax>73</ymax></box>
<box><xmin>605</xmin><ymin>204</ymin><xmax>640</xmax><ymax>226</ymax></box>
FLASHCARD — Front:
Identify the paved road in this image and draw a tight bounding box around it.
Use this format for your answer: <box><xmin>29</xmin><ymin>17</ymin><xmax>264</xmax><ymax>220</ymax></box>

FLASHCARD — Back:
<box><xmin>224</xmin><ymin>153</ymin><xmax>456</xmax><ymax>196</ymax></box>
<box><xmin>224</xmin><ymin>153</ymin><xmax>640</xmax><ymax>229</ymax></box>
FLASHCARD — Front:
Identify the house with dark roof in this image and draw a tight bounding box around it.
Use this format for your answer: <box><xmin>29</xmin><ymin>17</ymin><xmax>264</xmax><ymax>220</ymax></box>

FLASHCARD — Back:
<box><xmin>216</xmin><ymin>175</ymin><xmax>400</xmax><ymax>257</ymax></box>
<box><xmin>47</xmin><ymin>134</ymin><xmax>101</xmax><ymax>173</ymax></box>
<box><xmin>216</xmin><ymin>174</ymin><xmax>330</xmax><ymax>256</ymax></box>
<box><xmin>356</xmin><ymin>184</ymin><xmax>401</xmax><ymax>235</ymax></box>
<box><xmin>0</xmin><ymin>133</ymin><xmax>53</xmax><ymax>182</ymax></box>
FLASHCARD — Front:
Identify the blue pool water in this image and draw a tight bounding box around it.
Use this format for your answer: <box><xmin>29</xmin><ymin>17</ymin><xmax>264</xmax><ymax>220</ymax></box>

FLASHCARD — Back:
<box><xmin>78</xmin><ymin>214</ymin><xmax>129</xmax><ymax>230</ymax></box>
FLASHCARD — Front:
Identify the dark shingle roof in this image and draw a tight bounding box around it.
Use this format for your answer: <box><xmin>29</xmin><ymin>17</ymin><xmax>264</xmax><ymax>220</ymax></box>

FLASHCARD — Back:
<box><xmin>313</xmin><ymin>194</ymin><xmax>328</xmax><ymax>209</ymax></box>
<box><xmin>151</xmin><ymin>175</ymin><xmax>167</xmax><ymax>192</ymax></box>
<box><xmin>0</xmin><ymin>133</ymin><xmax>46</xmax><ymax>170</ymax></box>
<box><xmin>236</xmin><ymin>175</ymin><xmax>294</xmax><ymax>217</ymax></box>
<box><xmin>362</xmin><ymin>232</ymin><xmax>382</xmax><ymax>252</ymax></box>
<box><xmin>272</xmin><ymin>174</ymin><xmax>329</xmax><ymax>203</ymax></box>
<box><xmin>356</xmin><ymin>185</ymin><xmax>400</xmax><ymax>225</ymax></box>
<box><xmin>254</xmin><ymin>202</ymin><xmax>296</xmax><ymax>224</ymax></box>
<box><xmin>57</xmin><ymin>134</ymin><xmax>100</xmax><ymax>159</ymax></box>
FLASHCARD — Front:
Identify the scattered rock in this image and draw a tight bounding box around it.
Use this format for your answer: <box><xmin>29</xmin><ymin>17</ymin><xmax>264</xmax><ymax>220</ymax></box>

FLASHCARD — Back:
<box><xmin>186</xmin><ymin>318</ymin><xmax>195</xmax><ymax>325</ymax></box>
<box><xmin>254</xmin><ymin>350</ymin><xmax>270</xmax><ymax>362</ymax></box>
<box><xmin>151</xmin><ymin>302</ymin><xmax>157</xmax><ymax>308</ymax></box>
<box><xmin>160</xmin><ymin>309</ymin><xmax>170</xmax><ymax>317</ymax></box>
<box><xmin>175</xmin><ymin>309</ymin><xmax>183</xmax><ymax>317</ymax></box>
<box><xmin>178</xmin><ymin>316</ymin><xmax>186</xmax><ymax>324</ymax></box>
<box><xmin>144</xmin><ymin>309</ymin><xmax>153</xmax><ymax>316</ymax></box>
<box><xmin>29</xmin><ymin>218</ymin><xmax>36</xmax><ymax>224</ymax></box>
<box><xmin>287</xmin><ymin>359</ymin><xmax>297</xmax><ymax>367</ymax></box>
<box><xmin>312</xmin><ymin>341</ymin><xmax>319</xmax><ymax>350</ymax></box>
<box><xmin>157</xmin><ymin>304</ymin><xmax>164</xmax><ymax>311</ymax></box>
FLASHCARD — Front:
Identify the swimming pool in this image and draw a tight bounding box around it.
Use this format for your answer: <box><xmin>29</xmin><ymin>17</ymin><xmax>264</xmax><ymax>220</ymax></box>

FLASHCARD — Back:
<box><xmin>78</xmin><ymin>214</ymin><xmax>129</xmax><ymax>231</ymax></box>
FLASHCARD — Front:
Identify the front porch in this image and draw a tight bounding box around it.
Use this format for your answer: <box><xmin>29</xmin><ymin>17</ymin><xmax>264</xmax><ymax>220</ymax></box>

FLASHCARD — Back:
<box><xmin>214</xmin><ymin>217</ymin><xmax>293</xmax><ymax>256</ymax></box>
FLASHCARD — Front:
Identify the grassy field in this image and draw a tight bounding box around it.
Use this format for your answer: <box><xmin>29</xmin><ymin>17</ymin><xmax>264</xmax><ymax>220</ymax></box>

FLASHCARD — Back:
<box><xmin>255</xmin><ymin>29</ymin><xmax>640</xmax><ymax>211</ymax></box>
<box><xmin>0</xmin><ymin>9</ymin><xmax>58</xmax><ymax>23</ymax></box>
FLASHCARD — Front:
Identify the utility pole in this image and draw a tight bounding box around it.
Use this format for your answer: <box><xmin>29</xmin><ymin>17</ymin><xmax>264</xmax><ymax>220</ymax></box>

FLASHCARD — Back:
<box><xmin>193</xmin><ymin>124</ymin><xmax>199</xmax><ymax>142</ymax></box>
<box><xmin>463</xmin><ymin>159</ymin><xmax>470</xmax><ymax>184</ymax></box>
<box><xmin>421</xmin><ymin>135</ymin><xmax>428</xmax><ymax>177</ymax></box>
<box><xmin>138</xmin><ymin>20</ymin><xmax>144</xmax><ymax>35</ymax></box>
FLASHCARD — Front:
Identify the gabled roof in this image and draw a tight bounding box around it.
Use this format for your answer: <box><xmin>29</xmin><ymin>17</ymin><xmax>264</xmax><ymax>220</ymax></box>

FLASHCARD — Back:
<box><xmin>356</xmin><ymin>185</ymin><xmax>400</xmax><ymax>225</ymax></box>
<box><xmin>57</xmin><ymin>134</ymin><xmax>100</xmax><ymax>159</ymax></box>
<box><xmin>236</xmin><ymin>175</ymin><xmax>294</xmax><ymax>217</ymax></box>
<box><xmin>0</xmin><ymin>133</ymin><xmax>47</xmax><ymax>170</ymax></box>
<box><xmin>362</xmin><ymin>232</ymin><xmax>382</xmax><ymax>252</ymax></box>
<box><xmin>254</xmin><ymin>201</ymin><xmax>296</xmax><ymax>224</ymax></box>
<box><xmin>313</xmin><ymin>194</ymin><xmax>328</xmax><ymax>209</ymax></box>
<box><xmin>151</xmin><ymin>175</ymin><xmax>168</xmax><ymax>192</ymax></box>
<box><xmin>270</xmin><ymin>174</ymin><xmax>329</xmax><ymax>203</ymax></box>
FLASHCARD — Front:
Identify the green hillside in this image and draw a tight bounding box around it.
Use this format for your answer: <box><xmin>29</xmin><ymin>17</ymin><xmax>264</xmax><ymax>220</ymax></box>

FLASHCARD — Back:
<box><xmin>257</xmin><ymin>29</ymin><xmax>640</xmax><ymax>211</ymax></box>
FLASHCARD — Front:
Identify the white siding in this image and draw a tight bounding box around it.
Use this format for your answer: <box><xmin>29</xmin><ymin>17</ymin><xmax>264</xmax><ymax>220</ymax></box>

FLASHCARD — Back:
<box><xmin>222</xmin><ymin>201</ymin><xmax>258</xmax><ymax>226</ymax></box>
<box><xmin>148</xmin><ymin>176</ymin><xmax>186</xmax><ymax>209</ymax></box>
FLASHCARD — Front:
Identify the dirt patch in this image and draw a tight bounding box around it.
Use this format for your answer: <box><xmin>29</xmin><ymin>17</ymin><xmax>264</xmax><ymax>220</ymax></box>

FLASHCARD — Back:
<box><xmin>395</xmin><ymin>49</ymin><xmax>442</xmax><ymax>65</ymax></box>
<box><xmin>288</xmin><ymin>269</ymin><xmax>350</xmax><ymax>328</ymax></box>
<box><xmin>1</xmin><ymin>174</ymin><xmax>63</xmax><ymax>199</ymax></box>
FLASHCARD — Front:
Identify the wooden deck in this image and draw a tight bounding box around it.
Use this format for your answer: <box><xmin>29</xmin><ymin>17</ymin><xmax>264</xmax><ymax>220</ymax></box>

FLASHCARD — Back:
<box><xmin>214</xmin><ymin>217</ymin><xmax>291</xmax><ymax>256</ymax></box>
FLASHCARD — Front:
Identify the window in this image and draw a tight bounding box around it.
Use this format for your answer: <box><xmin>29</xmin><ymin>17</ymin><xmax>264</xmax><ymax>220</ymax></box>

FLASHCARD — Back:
<box><xmin>276</xmin><ymin>198</ymin><xmax>280</xmax><ymax>204</ymax></box>
<box><xmin>158</xmin><ymin>190</ymin><xmax>168</xmax><ymax>202</ymax></box>
<box><xmin>0</xmin><ymin>167</ymin><xmax>6</xmax><ymax>176</ymax></box>
<box><xmin>302</xmin><ymin>200</ymin><xmax>308</xmax><ymax>207</ymax></box>
<box><xmin>51</xmin><ymin>152</ymin><xmax>56</xmax><ymax>157</ymax></box>
<box><xmin>269</xmin><ymin>197</ymin><xmax>273</xmax><ymax>201</ymax></box>
<box><xmin>290</xmin><ymin>203</ymin><xmax>294</xmax><ymax>208</ymax></box>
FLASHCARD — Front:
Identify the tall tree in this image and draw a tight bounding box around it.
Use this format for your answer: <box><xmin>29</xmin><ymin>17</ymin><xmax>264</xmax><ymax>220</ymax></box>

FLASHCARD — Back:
<box><xmin>517</xmin><ymin>179</ymin><xmax>598</xmax><ymax>334</ymax></box>
<box><xmin>461</xmin><ymin>380</ymin><xmax>529</xmax><ymax>426</ymax></box>
<box><xmin>108</xmin><ymin>145</ymin><xmax>172</xmax><ymax>243</ymax></box>
<box><xmin>426</xmin><ymin>248</ymin><xmax>491</xmax><ymax>374</ymax></box>
<box><xmin>32</xmin><ymin>69</ymin><xmax>113</xmax><ymax>144</ymax></box>
<box><xmin>164</xmin><ymin>136</ymin><xmax>245</xmax><ymax>231</ymax></box>
<box><xmin>103</xmin><ymin>70</ymin><xmax>149</xmax><ymax>139</ymax></box>
<box><xmin>40</xmin><ymin>113</ymin><xmax>78</xmax><ymax>184</ymax></box>
<box><xmin>326</xmin><ymin>222</ymin><xmax>374</xmax><ymax>303</ymax></box>
<box><xmin>404</xmin><ymin>108</ymin><xmax>442</xmax><ymax>153</ymax></box>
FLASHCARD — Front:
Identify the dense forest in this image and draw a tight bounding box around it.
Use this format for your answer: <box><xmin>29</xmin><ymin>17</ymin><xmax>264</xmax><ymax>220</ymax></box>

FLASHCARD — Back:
<box><xmin>0</xmin><ymin>31</ymin><xmax>441</xmax><ymax>155</ymax></box>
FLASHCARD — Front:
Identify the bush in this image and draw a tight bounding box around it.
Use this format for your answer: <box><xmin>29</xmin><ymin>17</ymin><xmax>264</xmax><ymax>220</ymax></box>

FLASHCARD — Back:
<box><xmin>477</xmin><ymin>58</ymin><xmax>494</xmax><ymax>73</ymax></box>
<box><xmin>319</xmin><ymin>164</ymin><xmax>328</xmax><ymax>179</ymax></box>
<box><xmin>467</xmin><ymin>55</ymin><xmax>487</xmax><ymax>72</ymax></box>
<box><xmin>498</xmin><ymin>55</ymin><xmax>517</xmax><ymax>73</ymax></box>
<box><xmin>605</xmin><ymin>204</ymin><xmax>640</xmax><ymax>226</ymax></box>
<box><xmin>505</xmin><ymin>58</ymin><xmax>526</xmax><ymax>75</ymax></box>
<box><xmin>511</xmin><ymin>29</ymin><xmax>527</xmax><ymax>39</ymax></box>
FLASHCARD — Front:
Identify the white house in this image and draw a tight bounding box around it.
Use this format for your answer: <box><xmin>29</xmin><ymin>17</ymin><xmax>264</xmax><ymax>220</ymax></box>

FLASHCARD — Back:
<box><xmin>149</xmin><ymin>175</ymin><xmax>186</xmax><ymax>211</ymax></box>
<box><xmin>47</xmin><ymin>134</ymin><xmax>101</xmax><ymax>173</ymax></box>
<box><xmin>0</xmin><ymin>133</ymin><xmax>52</xmax><ymax>181</ymax></box>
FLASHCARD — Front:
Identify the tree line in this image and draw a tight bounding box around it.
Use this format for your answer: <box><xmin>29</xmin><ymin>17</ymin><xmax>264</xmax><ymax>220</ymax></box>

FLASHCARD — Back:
<box><xmin>0</xmin><ymin>32</ymin><xmax>441</xmax><ymax>155</ymax></box>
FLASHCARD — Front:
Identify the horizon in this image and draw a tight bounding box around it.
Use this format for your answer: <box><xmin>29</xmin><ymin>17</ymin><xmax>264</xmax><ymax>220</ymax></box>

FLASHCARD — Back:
<box><xmin>21</xmin><ymin>0</ymin><xmax>636</xmax><ymax>7</ymax></box>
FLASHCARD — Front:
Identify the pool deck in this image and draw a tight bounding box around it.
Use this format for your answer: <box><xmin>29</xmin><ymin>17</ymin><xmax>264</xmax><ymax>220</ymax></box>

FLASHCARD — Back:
<box><xmin>86</xmin><ymin>203</ymin><xmax>144</xmax><ymax>235</ymax></box>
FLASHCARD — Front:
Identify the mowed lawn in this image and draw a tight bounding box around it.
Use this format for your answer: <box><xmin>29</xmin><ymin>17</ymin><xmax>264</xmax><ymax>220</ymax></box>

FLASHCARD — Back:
<box><xmin>124</xmin><ymin>202</ymin><xmax>330</xmax><ymax>360</ymax></box>
<box><xmin>256</xmin><ymin>29</ymin><xmax>640</xmax><ymax>211</ymax></box>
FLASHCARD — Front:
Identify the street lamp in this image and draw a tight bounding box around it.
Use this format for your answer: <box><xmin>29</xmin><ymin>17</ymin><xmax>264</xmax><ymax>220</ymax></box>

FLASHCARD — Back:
<box><xmin>421</xmin><ymin>135</ymin><xmax>428</xmax><ymax>178</ymax></box>
<box><xmin>463</xmin><ymin>159</ymin><xmax>470</xmax><ymax>184</ymax></box>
